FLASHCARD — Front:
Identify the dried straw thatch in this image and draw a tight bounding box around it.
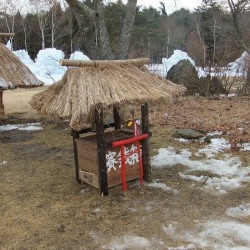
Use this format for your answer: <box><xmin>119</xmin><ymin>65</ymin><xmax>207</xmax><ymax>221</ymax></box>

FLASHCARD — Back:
<box><xmin>0</xmin><ymin>43</ymin><xmax>43</xmax><ymax>90</ymax></box>
<box><xmin>31</xmin><ymin>62</ymin><xmax>186</xmax><ymax>130</ymax></box>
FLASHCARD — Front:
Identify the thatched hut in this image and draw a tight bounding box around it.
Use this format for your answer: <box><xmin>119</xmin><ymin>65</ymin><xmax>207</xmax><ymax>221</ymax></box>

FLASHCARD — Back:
<box><xmin>0</xmin><ymin>35</ymin><xmax>43</xmax><ymax>118</ymax></box>
<box><xmin>31</xmin><ymin>58</ymin><xmax>186</xmax><ymax>195</ymax></box>
<box><xmin>31</xmin><ymin>59</ymin><xmax>185</xmax><ymax>130</ymax></box>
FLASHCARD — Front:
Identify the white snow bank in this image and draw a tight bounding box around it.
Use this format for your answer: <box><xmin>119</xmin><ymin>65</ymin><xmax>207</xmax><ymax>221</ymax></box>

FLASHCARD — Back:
<box><xmin>69</xmin><ymin>51</ymin><xmax>90</xmax><ymax>60</ymax></box>
<box><xmin>13</xmin><ymin>50</ymin><xmax>34</xmax><ymax>66</ymax></box>
<box><xmin>31</xmin><ymin>48</ymin><xmax>67</xmax><ymax>84</ymax></box>
<box><xmin>12</xmin><ymin>48</ymin><xmax>90</xmax><ymax>85</ymax></box>
<box><xmin>0</xmin><ymin>123</ymin><xmax>43</xmax><ymax>132</ymax></box>
<box><xmin>162</xmin><ymin>50</ymin><xmax>196</xmax><ymax>75</ymax></box>
<box><xmin>228</xmin><ymin>51</ymin><xmax>249</xmax><ymax>77</ymax></box>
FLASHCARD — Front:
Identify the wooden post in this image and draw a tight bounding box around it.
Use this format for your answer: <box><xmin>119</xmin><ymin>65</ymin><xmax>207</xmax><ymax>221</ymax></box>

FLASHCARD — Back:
<box><xmin>95</xmin><ymin>108</ymin><xmax>109</xmax><ymax>196</ymax></box>
<box><xmin>0</xmin><ymin>90</ymin><xmax>6</xmax><ymax>119</ymax></box>
<box><xmin>72</xmin><ymin>129</ymin><xmax>80</xmax><ymax>183</ymax></box>
<box><xmin>141</xmin><ymin>103</ymin><xmax>151</xmax><ymax>181</ymax></box>
<box><xmin>113</xmin><ymin>106</ymin><xmax>121</xmax><ymax>130</ymax></box>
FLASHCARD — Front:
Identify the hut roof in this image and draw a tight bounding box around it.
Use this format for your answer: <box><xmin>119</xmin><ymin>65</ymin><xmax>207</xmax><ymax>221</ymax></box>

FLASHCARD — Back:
<box><xmin>31</xmin><ymin>62</ymin><xmax>186</xmax><ymax>130</ymax></box>
<box><xmin>0</xmin><ymin>43</ymin><xmax>43</xmax><ymax>90</ymax></box>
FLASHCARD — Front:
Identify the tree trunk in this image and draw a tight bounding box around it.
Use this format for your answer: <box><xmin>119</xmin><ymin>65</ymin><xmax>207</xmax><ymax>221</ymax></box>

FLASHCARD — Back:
<box><xmin>0</xmin><ymin>90</ymin><xmax>6</xmax><ymax>119</ymax></box>
<box><xmin>246</xmin><ymin>64</ymin><xmax>250</xmax><ymax>94</ymax></box>
<box><xmin>65</xmin><ymin>0</ymin><xmax>137</xmax><ymax>60</ymax></box>
<box><xmin>95</xmin><ymin>1</ymin><xmax>115</xmax><ymax>59</ymax></box>
<box><xmin>117</xmin><ymin>0</ymin><xmax>137</xmax><ymax>59</ymax></box>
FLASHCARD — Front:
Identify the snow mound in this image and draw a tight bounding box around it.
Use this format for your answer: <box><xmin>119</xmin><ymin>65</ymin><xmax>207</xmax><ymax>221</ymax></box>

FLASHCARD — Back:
<box><xmin>69</xmin><ymin>51</ymin><xmax>90</xmax><ymax>60</ymax></box>
<box><xmin>162</xmin><ymin>50</ymin><xmax>196</xmax><ymax>74</ymax></box>
<box><xmin>31</xmin><ymin>48</ymin><xmax>67</xmax><ymax>84</ymax></box>
<box><xmin>228</xmin><ymin>51</ymin><xmax>249</xmax><ymax>76</ymax></box>
<box><xmin>13</xmin><ymin>49</ymin><xmax>34</xmax><ymax>66</ymax></box>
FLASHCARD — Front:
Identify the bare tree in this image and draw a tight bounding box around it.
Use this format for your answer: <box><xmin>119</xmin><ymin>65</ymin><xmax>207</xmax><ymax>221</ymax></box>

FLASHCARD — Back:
<box><xmin>29</xmin><ymin>0</ymin><xmax>52</xmax><ymax>50</ymax></box>
<box><xmin>64</xmin><ymin>0</ymin><xmax>137</xmax><ymax>59</ymax></box>
<box><xmin>194</xmin><ymin>11</ymin><xmax>207</xmax><ymax>67</ymax></box>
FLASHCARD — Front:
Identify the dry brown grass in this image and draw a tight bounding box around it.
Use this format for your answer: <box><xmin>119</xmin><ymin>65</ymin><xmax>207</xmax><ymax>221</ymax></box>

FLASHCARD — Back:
<box><xmin>0</xmin><ymin>89</ymin><xmax>250</xmax><ymax>249</ymax></box>
<box><xmin>3</xmin><ymin>86</ymin><xmax>48</xmax><ymax>116</ymax></box>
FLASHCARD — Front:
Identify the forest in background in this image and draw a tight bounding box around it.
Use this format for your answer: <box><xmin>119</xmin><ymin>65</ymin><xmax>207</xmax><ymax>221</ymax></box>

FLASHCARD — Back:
<box><xmin>0</xmin><ymin>0</ymin><xmax>250</xmax><ymax>67</ymax></box>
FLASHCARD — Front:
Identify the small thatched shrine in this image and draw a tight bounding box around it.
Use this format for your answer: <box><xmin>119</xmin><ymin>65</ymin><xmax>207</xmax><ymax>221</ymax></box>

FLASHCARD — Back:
<box><xmin>31</xmin><ymin>58</ymin><xmax>186</xmax><ymax>196</ymax></box>
<box><xmin>0</xmin><ymin>33</ymin><xmax>43</xmax><ymax>118</ymax></box>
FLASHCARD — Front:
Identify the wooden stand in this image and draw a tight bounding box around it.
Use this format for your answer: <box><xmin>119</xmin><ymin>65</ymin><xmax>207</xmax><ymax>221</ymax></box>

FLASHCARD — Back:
<box><xmin>72</xmin><ymin>103</ymin><xmax>151</xmax><ymax>196</ymax></box>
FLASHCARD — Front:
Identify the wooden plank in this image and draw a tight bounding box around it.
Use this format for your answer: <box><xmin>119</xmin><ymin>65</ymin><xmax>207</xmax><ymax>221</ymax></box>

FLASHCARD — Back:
<box><xmin>59</xmin><ymin>58</ymin><xmax>150</xmax><ymax>67</ymax></box>
<box><xmin>75</xmin><ymin>138</ymin><xmax>98</xmax><ymax>160</ymax></box>
<box><xmin>95</xmin><ymin>108</ymin><xmax>109</xmax><ymax>196</ymax></box>
<box><xmin>79</xmin><ymin>170</ymin><xmax>99</xmax><ymax>188</ymax></box>
<box><xmin>77</xmin><ymin>155</ymin><xmax>99</xmax><ymax>175</ymax></box>
<box><xmin>79</xmin><ymin>166</ymin><xmax>140</xmax><ymax>188</ymax></box>
<box><xmin>108</xmin><ymin>166</ymin><xmax>140</xmax><ymax>187</ymax></box>
<box><xmin>141</xmin><ymin>103</ymin><xmax>151</xmax><ymax>181</ymax></box>
<box><xmin>77</xmin><ymin>122</ymin><xmax>116</xmax><ymax>135</ymax></box>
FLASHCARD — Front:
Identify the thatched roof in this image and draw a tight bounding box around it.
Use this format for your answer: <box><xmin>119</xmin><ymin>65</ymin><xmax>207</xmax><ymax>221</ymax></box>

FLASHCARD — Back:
<box><xmin>31</xmin><ymin>63</ymin><xmax>186</xmax><ymax>130</ymax></box>
<box><xmin>0</xmin><ymin>43</ymin><xmax>43</xmax><ymax>90</ymax></box>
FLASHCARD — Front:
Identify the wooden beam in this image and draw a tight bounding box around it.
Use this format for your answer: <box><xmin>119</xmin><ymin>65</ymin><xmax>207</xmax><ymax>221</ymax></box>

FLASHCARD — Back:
<box><xmin>113</xmin><ymin>106</ymin><xmax>121</xmax><ymax>130</ymax></box>
<box><xmin>72</xmin><ymin>129</ymin><xmax>80</xmax><ymax>183</ymax></box>
<box><xmin>0</xmin><ymin>33</ymin><xmax>15</xmax><ymax>37</ymax></box>
<box><xmin>59</xmin><ymin>58</ymin><xmax>150</xmax><ymax>67</ymax></box>
<box><xmin>0</xmin><ymin>90</ymin><xmax>6</xmax><ymax>119</ymax></box>
<box><xmin>141</xmin><ymin>103</ymin><xmax>151</xmax><ymax>181</ymax></box>
<box><xmin>95</xmin><ymin>108</ymin><xmax>109</xmax><ymax>196</ymax></box>
<box><xmin>76</xmin><ymin>122</ymin><xmax>116</xmax><ymax>135</ymax></box>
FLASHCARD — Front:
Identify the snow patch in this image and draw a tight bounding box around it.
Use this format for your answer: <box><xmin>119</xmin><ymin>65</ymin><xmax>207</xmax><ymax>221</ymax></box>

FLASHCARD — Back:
<box><xmin>0</xmin><ymin>123</ymin><xmax>43</xmax><ymax>132</ymax></box>
<box><xmin>147</xmin><ymin>180</ymin><xmax>178</xmax><ymax>194</ymax></box>
<box><xmin>187</xmin><ymin>220</ymin><xmax>250</xmax><ymax>249</ymax></box>
<box><xmin>226</xmin><ymin>204</ymin><xmax>250</xmax><ymax>219</ymax></box>
<box><xmin>240</xmin><ymin>143</ymin><xmax>250</xmax><ymax>151</ymax></box>
<box><xmin>106</xmin><ymin>235</ymin><xmax>151</xmax><ymax>250</ymax></box>
<box><xmin>151</xmin><ymin>139</ymin><xmax>250</xmax><ymax>193</ymax></box>
<box><xmin>167</xmin><ymin>220</ymin><xmax>250</xmax><ymax>249</ymax></box>
<box><xmin>195</xmin><ymin>138</ymin><xmax>231</xmax><ymax>158</ymax></box>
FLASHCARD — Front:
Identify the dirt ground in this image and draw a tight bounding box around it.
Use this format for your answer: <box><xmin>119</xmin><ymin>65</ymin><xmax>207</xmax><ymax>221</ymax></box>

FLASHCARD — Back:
<box><xmin>0</xmin><ymin>88</ymin><xmax>250</xmax><ymax>249</ymax></box>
